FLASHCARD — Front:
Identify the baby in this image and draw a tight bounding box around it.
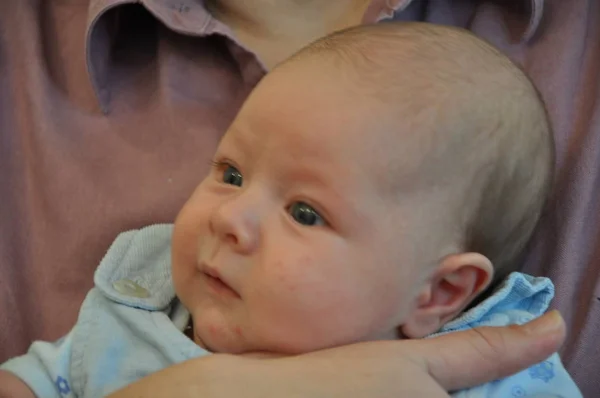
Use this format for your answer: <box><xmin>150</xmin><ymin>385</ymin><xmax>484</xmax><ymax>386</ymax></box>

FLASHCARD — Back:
<box><xmin>1</xmin><ymin>22</ymin><xmax>582</xmax><ymax>397</ymax></box>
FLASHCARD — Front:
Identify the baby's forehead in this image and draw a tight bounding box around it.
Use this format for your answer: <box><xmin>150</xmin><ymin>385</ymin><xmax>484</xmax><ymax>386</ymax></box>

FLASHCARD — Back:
<box><xmin>250</xmin><ymin>45</ymin><xmax>491</xmax><ymax>189</ymax></box>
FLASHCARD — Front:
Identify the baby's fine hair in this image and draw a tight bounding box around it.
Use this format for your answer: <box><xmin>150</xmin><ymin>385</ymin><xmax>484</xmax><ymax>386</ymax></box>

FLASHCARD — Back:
<box><xmin>286</xmin><ymin>22</ymin><xmax>554</xmax><ymax>281</ymax></box>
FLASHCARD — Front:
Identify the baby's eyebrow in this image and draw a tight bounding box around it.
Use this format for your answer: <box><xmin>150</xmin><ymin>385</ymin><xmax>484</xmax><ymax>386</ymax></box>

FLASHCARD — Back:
<box><xmin>224</xmin><ymin>128</ymin><xmax>250</xmax><ymax>149</ymax></box>
<box><xmin>217</xmin><ymin>129</ymin><xmax>257</xmax><ymax>163</ymax></box>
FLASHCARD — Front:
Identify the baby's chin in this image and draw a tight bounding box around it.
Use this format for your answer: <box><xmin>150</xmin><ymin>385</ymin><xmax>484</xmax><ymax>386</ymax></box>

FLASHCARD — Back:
<box><xmin>191</xmin><ymin>314</ymin><xmax>390</xmax><ymax>355</ymax></box>
<box><xmin>193</xmin><ymin>328</ymin><xmax>243</xmax><ymax>354</ymax></box>
<box><xmin>194</xmin><ymin>332</ymin><xmax>291</xmax><ymax>355</ymax></box>
<box><xmin>192</xmin><ymin>322</ymin><xmax>322</xmax><ymax>355</ymax></box>
<box><xmin>191</xmin><ymin>317</ymin><xmax>259</xmax><ymax>354</ymax></box>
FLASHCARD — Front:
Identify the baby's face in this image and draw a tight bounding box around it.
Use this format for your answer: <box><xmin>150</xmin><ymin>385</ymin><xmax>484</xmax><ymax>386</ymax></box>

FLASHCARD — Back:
<box><xmin>172</xmin><ymin>63</ymin><xmax>436</xmax><ymax>354</ymax></box>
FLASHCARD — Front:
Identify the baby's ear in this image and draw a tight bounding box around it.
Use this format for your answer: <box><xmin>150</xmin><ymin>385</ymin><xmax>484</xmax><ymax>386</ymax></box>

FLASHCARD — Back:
<box><xmin>400</xmin><ymin>253</ymin><xmax>493</xmax><ymax>339</ymax></box>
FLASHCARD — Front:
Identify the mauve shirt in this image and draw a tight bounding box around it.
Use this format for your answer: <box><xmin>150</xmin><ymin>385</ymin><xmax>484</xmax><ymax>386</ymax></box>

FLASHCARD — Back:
<box><xmin>1</xmin><ymin>0</ymin><xmax>598</xmax><ymax>395</ymax></box>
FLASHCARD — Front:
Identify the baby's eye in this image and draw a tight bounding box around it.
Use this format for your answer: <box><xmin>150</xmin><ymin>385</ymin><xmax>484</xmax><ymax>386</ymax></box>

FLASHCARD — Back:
<box><xmin>289</xmin><ymin>202</ymin><xmax>325</xmax><ymax>226</ymax></box>
<box><xmin>222</xmin><ymin>165</ymin><xmax>243</xmax><ymax>187</ymax></box>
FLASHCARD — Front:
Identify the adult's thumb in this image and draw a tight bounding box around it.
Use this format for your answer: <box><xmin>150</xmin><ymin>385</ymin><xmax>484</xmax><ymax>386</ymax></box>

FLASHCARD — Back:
<box><xmin>409</xmin><ymin>310</ymin><xmax>566</xmax><ymax>392</ymax></box>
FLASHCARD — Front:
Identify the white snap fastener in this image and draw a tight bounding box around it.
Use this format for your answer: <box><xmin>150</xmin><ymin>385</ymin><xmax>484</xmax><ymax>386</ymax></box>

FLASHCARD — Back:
<box><xmin>112</xmin><ymin>279</ymin><xmax>150</xmax><ymax>298</ymax></box>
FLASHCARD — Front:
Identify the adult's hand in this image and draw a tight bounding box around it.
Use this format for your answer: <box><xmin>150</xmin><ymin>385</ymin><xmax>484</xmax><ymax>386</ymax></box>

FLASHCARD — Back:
<box><xmin>109</xmin><ymin>311</ymin><xmax>565</xmax><ymax>398</ymax></box>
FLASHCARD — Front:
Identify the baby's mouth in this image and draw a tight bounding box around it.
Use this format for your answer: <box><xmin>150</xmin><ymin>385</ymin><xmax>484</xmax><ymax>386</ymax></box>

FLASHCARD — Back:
<box><xmin>200</xmin><ymin>263</ymin><xmax>241</xmax><ymax>299</ymax></box>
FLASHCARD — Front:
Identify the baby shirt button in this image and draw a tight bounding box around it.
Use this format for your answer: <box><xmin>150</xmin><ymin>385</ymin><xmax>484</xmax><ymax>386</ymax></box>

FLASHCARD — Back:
<box><xmin>112</xmin><ymin>279</ymin><xmax>150</xmax><ymax>298</ymax></box>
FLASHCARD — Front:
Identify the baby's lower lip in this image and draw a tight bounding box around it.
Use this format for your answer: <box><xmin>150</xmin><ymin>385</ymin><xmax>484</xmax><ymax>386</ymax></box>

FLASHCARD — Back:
<box><xmin>203</xmin><ymin>272</ymin><xmax>240</xmax><ymax>299</ymax></box>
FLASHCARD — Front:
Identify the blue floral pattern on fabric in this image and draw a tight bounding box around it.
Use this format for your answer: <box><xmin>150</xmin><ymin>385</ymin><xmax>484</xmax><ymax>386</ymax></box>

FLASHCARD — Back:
<box><xmin>511</xmin><ymin>385</ymin><xmax>527</xmax><ymax>397</ymax></box>
<box><xmin>528</xmin><ymin>360</ymin><xmax>555</xmax><ymax>383</ymax></box>
<box><xmin>55</xmin><ymin>376</ymin><xmax>70</xmax><ymax>395</ymax></box>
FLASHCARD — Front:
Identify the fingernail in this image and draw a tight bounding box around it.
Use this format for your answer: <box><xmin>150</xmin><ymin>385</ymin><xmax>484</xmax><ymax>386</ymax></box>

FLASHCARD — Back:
<box><xmin>523</xmin><ymin>310</ymin><xmax>564</xmax><ymax>335</ymax></box>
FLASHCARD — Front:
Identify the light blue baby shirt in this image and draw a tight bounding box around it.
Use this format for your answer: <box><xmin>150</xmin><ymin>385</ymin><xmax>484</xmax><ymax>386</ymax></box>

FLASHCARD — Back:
<box><xmin>1</xmin><ymin>225</ymin><xmax>582</xmax><ymax>397</ymax></box>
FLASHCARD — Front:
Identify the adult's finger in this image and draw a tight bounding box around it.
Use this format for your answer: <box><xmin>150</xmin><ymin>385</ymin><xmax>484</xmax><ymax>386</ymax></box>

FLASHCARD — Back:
<box><xmin>407</xmin><ymin>310</ymin><xmax>566</xmax><ymax>392</ymax></box>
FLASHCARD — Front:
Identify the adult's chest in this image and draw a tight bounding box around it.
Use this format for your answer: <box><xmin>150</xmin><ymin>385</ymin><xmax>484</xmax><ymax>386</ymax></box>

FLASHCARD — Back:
<box><xmin>0</xmin><ymin>1</ymin><xmax>261</xmax><ymax>362</ymax></box>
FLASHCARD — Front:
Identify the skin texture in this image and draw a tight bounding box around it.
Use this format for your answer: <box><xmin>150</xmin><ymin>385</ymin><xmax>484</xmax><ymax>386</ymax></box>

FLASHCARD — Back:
<box><xmin>0</xmin><ymin>311</ymin><xmax>568</xmax><ymax>398</ymax></box>
<box><xmin>172</xmin><ymin>58</ymin><xmax>494</xmax><ymax>355</ymax></box>
<box><xmin>103</xmin><ymin>311</ymin><xmax>566</xmax><ymax>398</ymax></box>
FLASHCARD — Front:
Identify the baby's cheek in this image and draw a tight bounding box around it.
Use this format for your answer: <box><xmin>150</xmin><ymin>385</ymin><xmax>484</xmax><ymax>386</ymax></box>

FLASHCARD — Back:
<box><xmin>270</xmin><ymin>255</ymin><xmax>316</xmax><ymax>291</ymax></box>
<box><xmin>268</xmin><ymin>254</ymin><xmax>352</xmax><ymax>311</ymax></box>
<box><xmin>234</xmin><ymin>325</ymin><xmax>243</xmax><ymax>337</ymax></box>
<box><xmin>207</xmin><ymin>323</ymin><xmax>244</xmax><ymax>339</ymax></box>
<box><xmin>207</xmin><ymin>324</ymin><xmax>219</xmax><ymax>338</ymax></box>
<box><xmin>249</xmin><ymin>255</ymin><xmax>369</xmax><ymax>352</ymax></box>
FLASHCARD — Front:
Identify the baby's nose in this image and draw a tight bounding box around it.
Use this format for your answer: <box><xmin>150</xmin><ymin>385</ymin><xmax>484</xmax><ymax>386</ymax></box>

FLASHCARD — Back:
<box><xmin>209</xmin><ymin>196</ymin><xmax>261</xmax><ymax>254</ymax></box>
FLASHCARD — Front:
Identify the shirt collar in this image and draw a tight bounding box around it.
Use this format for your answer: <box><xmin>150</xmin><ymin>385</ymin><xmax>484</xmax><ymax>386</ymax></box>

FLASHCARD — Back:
<box><xmin>86</xmin><ymin>0</ymin><xmax>227</xmax><ymax>113</ymax></box>
<box><xmin>432</xmin><ymin>272</ymin><xmax>554</xmax><ymax>336</ymax></box>
<box><xmin>85</xmin><ymin>0</ymin><xmax>545</xmax><ymax>111</ymax></box>
<box><xmin>523</xmin><ymin>0</ymin><xmax>545</xmax><ymax>42</ymax></box>
<box><xmin>94</xmin><ymin>224</ymin><xmax>175</xmax><ymax>311</ymax></box>
<box><xmin>369</xmin><ymin>0</ymin><xmax>544</xmax><ymax>41</ymax></box>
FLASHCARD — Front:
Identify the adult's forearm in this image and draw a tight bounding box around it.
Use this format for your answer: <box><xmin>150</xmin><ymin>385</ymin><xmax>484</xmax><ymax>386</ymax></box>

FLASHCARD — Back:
<box><xmin>0</xmin><ymin>370</ymin><xmax>36</xmax><ymax>398</ymax></box>
<box><xmin>107</xmin><ymin>351</ymin><xmax>450</xmax><ymax>398</ymax></box>
<box><xmin>108</xmin><ymin>312</ymin><xmax>565</xmax><ymax>398</ymax></box>
<box><xmin>108</xmin><ymin>354</ymin><xmax>245</xmax><ymax>398</ymax></box>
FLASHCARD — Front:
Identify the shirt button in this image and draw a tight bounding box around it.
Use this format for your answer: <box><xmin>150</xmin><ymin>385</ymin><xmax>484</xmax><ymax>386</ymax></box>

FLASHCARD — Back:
<box><xmin>112</xmin><ymin>279</ymin><xmax>150</xmax><ymax>298</ymax></box>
